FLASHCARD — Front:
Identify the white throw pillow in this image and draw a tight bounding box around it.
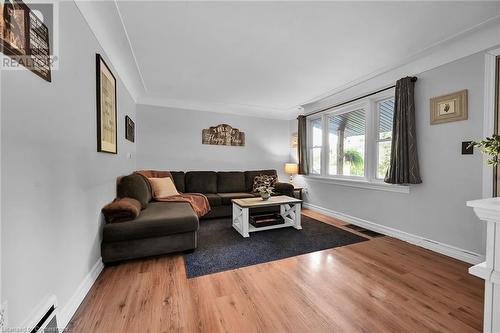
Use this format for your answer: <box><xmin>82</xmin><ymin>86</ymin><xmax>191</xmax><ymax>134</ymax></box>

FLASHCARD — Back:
<box><xmin>149</xmin><ymin>177</ymin><xmax>179</xmax><ymax>198</ymax></box>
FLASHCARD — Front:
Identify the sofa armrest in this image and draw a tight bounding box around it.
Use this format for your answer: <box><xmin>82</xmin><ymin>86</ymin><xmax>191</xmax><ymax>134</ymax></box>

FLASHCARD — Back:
<box><xmin>274</xmin><ymin>182</ymin><xmax>294</xmax><ymax>197</ymax></box>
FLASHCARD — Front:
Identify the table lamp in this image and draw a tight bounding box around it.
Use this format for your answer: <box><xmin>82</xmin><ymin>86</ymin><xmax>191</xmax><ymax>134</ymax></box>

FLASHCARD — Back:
<box><xmin>284</xmin><ymin>163</ymin><xmax>299</xmax><ymax>184</ymax></box>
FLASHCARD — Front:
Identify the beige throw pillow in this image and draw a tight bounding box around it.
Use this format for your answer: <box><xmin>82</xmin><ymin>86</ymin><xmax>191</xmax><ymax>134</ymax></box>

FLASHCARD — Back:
<box><xmin>149</xmin><ymin>177</ymin><xmax>179</xmax><ymax>199</ymax></box>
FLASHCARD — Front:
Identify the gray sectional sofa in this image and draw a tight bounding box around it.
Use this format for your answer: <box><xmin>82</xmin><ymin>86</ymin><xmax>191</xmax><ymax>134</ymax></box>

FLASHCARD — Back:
<box><xmin>101</xmin><ymin>169</ymin><xmax>293</xmax><ymax>264</ymax></box>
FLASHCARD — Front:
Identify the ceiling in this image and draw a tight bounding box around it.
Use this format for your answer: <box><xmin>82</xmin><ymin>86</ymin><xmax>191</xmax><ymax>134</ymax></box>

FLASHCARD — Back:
<box><xmin>81</xmin><ymin>1</ymin><xmax>500</xmax><ymax>118</ymax></box>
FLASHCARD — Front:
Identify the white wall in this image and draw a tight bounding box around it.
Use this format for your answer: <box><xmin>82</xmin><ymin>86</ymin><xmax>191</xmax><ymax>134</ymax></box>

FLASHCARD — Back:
<box><xmin>1</xmin><ymin>2</ymin><xmax>136</xmax><ymax>327</ymax></box>
<box><xmin>294</xmin><ymin>52</ymin><xmax>487</xmax><ymax>256</ymax></box>
<box><xmin>136</xmin><ymin>105</ymin><xmax>291</xmax><ymax>179</ymax></box>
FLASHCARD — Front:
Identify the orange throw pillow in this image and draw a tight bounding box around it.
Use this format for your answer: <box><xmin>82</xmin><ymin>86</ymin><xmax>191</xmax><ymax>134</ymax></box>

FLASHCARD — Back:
<box><xmin>149</xmin><ymin>177</ymin><xmax>179</xmax><ymax>199</ymax></box>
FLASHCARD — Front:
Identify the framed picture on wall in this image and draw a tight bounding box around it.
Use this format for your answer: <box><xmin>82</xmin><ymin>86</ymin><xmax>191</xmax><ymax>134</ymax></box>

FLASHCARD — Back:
<box><xmin>430</xmin><ymin>90</ymin><xmax>468</xmax><ymax>125</ymax></box>
<box><xmin>1</xmin><ymin>0</ymin><xmax>29</xmax><ymax>57</ymax></box>
<box><xmin>96</xmin><ymin>53</ymin><xmax>117</xmax><ymax>154</ymax></box>
<box><xmin>125</xmin><ymin>115</ymin><xmax>135</xmax><ymax>142</ymax></box>
<box><xmin>291</xmin><ymin>132</ymin><xmax>298</xmax><ymax>148</ymax></box>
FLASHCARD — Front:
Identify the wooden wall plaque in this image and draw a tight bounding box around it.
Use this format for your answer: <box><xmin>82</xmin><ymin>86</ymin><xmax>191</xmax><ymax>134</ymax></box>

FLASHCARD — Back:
<box><xmin>202</xmin><ymin>124</ymin><xmax>245</xmax><ymax>146</ymax></box>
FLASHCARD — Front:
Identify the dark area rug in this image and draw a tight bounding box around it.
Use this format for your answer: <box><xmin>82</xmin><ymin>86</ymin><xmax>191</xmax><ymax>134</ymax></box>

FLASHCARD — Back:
<box><xmin>183</xmin><ymin>215</ymin><xmax>368</xmax><ymax>278</ymax></box>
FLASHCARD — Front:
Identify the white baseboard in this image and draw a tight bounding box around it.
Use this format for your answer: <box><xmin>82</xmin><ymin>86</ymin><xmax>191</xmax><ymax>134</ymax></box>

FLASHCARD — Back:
<box><xmin>304</xmin><ymin>203</ymin><xmax>485</xmax><ymax>265</ymax></box>
<box><xmin>58</xmin><ymin>258</ymin><xmax>104</xmax><ymax>329</ymax></box>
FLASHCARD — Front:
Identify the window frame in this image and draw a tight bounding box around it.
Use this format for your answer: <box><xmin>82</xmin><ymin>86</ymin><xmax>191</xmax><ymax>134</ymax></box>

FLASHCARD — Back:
<box><xmin>375</xmin><ymin>96</ymin><xmax>395</xmax><ymax>180</ymax></box>
<box><xmin>308</xmin><ymin>115</ymin><xmax>323</xmax><ymax>175</ymax></box>
<box><xmin>305</xmin><ymin>89</ymin><xmax>409</xmax><ymax>193</ymax></box>
<box><xmin>324</xmin><ymin>101</ymin><xmax>368</xmax><ymax>181</ymax></box>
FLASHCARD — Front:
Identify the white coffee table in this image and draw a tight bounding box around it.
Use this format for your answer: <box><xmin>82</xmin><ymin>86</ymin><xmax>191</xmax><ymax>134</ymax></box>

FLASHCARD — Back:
<box><xmin>231</xmin><ymin>195</ymin><xmax>302</xmax><ymax>237</ymax></box>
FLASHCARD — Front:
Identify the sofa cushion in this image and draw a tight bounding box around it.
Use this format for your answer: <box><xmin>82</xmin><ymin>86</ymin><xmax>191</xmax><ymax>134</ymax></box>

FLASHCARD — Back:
<box><xmin>217</xmin><ymin>192</ymin><xmax>255</xmax><ymax>205</ymax></box>
<box><xmin>204</xmin><ymin>193</ymin><xmax>222</xmax><ymax>207</ymax></box>
<box><xmin>217</xmin><ymin>172</ymin><xmax>246</xmax><ymax>193</ymax></box>
<box><xmin>170</xmin><ymin>171</ymin><xmax>185</xmax><ymax>193</ymax></box>
<box><xmin>274</xmin><ymin>182</ymin><xmax>294</xmax><ymax>197</ymax></box>
<box><xmin>103</xmin><ymin>202</ymin><xmax>198</xmax><ymax>243</ymax></box>
<box><xmin>117</xmin><ymin>174</ymin><xmax>152</xmax><ymax>209</ymax></box>
<box><xmin>244</xmin><ymin>170</ymin><xmax>278</xmax><ymax>192</ymax></box>
<box><xmin>149</xmin><ymin>177</ymin><xmax>179</xmax><ymax>198</ymax></box>
<box><xmin>185</xmin><ymin>171</ymin><xmax>217</xmax><ymax>193</ymax></box>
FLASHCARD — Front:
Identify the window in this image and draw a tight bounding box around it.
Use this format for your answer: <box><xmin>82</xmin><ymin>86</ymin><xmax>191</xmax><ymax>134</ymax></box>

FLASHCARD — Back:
<box><xmin>307</xmin><ymin>91</ymin><xmax>395</xmax><ymax>184</ymax></box>
<box><xmin>327</xmin><ymin>109</ymin><xmax>366</xmax><ymax>177</ymax></box>
<box><xmin>376</xmin><ymin>98</ymin><xmax>394</xmax><ymax>179</ymax></box>
<box><xmin>309</xmin><ymin>117</ymin><xmax>322</xmax><ymax>174</ymax></box>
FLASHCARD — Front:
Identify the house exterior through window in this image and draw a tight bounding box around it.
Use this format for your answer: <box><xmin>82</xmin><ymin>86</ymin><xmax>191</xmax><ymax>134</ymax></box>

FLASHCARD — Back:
<box><xmin>307</xmin><ymin>90</ymin><xmax>395</xmax><ymax>184</ymax></box>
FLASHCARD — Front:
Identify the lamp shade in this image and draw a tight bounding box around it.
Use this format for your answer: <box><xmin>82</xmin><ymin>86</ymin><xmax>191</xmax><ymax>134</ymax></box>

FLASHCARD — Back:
<box><xmin>285</xmin><ymin>163</ymin><xmax>299</xmax><ymax>175</ymax></box>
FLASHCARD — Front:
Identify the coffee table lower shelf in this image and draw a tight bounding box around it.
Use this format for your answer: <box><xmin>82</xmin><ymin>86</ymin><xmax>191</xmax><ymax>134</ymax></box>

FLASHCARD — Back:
<box><xmin>248</xmin><ymin>221</ymin><xmax>297</xmax><ymax>233</ymax></box>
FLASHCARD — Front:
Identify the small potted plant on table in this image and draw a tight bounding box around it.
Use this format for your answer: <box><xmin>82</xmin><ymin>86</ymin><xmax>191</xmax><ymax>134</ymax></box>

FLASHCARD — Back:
<box><xmin>255</xmin><ymin>185</ymin><xmax>274</xmax><ymax>201</ymax></box>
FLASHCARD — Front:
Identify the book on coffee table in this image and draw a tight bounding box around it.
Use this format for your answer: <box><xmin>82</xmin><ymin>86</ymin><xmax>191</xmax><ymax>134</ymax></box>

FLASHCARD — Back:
<box><xmin>249</xmin><ymin>213</ymin><xmax>284</xmax><ymax>228</ymax></box>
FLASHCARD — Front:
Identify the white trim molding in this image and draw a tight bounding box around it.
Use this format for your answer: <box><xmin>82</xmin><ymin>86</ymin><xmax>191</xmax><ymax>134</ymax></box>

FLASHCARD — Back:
<box><xmin>303</xmin><ymin>16</ymin><xmax>500</xmax><ymax>113</ymax></box>
<box><xmin>58</xmin><ymin>258</ymin><xmax>103</xmax><ymax>330</ymax></box>
<box><xmin>74</xmin><ymin>0</ymin><xmax>144</xmax><ymax>101</ymax></box>
<box><xmin>483</xmin><ymin>47</ymin><xmax>500</xmax><ymax>199</ymax></box>
<box><xmin>467</xmin><ymin>198</ymin><xmax>500</xmax><ymax>332</ymax></box>
<box><xmin>304</xmin><ymin>175</ymin><xmax>409</xmax><ymax>194</ymax></box>
<box><xmin>114</xmin><ymin>0</ymin><xmax>148</xmax><ymax>93</ymax></box>
<box><xmin>136</xmin><ymin>97</ymin><xmax>296</xmax><ymax>120</ymax></box>
<box><xmin>304</xmin><ymin>202</ymin><xmax>484</xmax><ymax>265</ymax></box>
<box><xmin>80</xmin><ymin>2</ymin><xmax>500</xmax><ymax>120</ymax></box>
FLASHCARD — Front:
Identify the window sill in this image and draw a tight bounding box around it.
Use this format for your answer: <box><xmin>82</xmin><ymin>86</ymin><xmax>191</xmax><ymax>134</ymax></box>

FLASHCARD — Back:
<box><xmin>303</xmin><ymin>175</ymin><xmax>410</xmax><ymax>194</ymax></box>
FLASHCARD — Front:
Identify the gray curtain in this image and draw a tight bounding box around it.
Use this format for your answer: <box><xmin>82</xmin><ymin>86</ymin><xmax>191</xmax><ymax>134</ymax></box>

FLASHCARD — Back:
<box><xmin>385</xmin><ymin>77</ymin><xmax>422</xmax><ymax>184</ymax></box>
<box><xmin>297</xmin><ymin>115</ymin><xmax>309</xmax><ymax>175</ymax></box>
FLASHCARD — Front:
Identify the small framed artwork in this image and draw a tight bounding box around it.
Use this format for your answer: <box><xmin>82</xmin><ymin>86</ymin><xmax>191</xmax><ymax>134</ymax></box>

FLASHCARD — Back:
<box><xmin>1</xmin><ymin>1</ymin><xmax>29</xmax><ymax>58</ymax></box>
<box><xmin>291</xmin><ymin>132</ymin><xmax>298</xmax><ymax>148</ymax></box>
<box><xmin>125</xmin><ymin>115</ymin><xmax>135</xmax><ymax>142</ymax></box>
<box><xmin>96</xmin><ymin>53</ymin><xmax>117</xmax><ymax>154</ymax></box>
<box><xmin>430</xmin><ymin>89</ymin><xmax>468</xmax><ymax>125</ymax></box>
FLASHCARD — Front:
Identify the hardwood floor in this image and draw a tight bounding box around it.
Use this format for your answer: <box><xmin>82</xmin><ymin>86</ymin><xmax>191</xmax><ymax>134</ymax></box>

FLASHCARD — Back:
<box><xmin>68</xmin><ymin>209</ymin><xmax>484</xmax><ymax>333</ymax></box>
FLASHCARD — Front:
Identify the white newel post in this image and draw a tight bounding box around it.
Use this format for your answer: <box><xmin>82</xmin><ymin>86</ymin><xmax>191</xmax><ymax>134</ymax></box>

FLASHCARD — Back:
<box><xmin>467</xmin><ymin>198</ymin><xmax>500</xmax><ymax>332</ymax></box>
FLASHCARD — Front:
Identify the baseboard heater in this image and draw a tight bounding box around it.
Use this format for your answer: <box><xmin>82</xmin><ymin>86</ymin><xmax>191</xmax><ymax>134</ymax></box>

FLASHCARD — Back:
<box><xmin>30</xmin><ymin>305</ymin><xmax>58</xmax><ymax>333</ymax></box>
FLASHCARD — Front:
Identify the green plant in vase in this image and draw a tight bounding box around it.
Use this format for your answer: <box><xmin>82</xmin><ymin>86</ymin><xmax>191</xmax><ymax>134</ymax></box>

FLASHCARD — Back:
<box><xmin>469</xmin><ymin>134</ymin><xmax>500</xmax><ymax>165</ymax></box>
<box><xmin>255</xmin><ymin>186</ymin><xmax>274</xmax><ymax>201</ymax></box>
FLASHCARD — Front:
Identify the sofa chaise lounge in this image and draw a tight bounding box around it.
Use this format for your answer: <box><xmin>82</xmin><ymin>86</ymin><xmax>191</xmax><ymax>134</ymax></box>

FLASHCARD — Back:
<box><xmin>101</xmin><ymin>169</ymin><xmax>293</xmax><ymax>264</ymax></box>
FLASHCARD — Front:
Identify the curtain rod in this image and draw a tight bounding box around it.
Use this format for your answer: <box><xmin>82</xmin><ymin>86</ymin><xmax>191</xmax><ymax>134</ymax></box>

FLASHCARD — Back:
<box><xmin>303</xmin><ymin>76</ymin><xmax>417</xmax><ymax>118</ymax></box>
